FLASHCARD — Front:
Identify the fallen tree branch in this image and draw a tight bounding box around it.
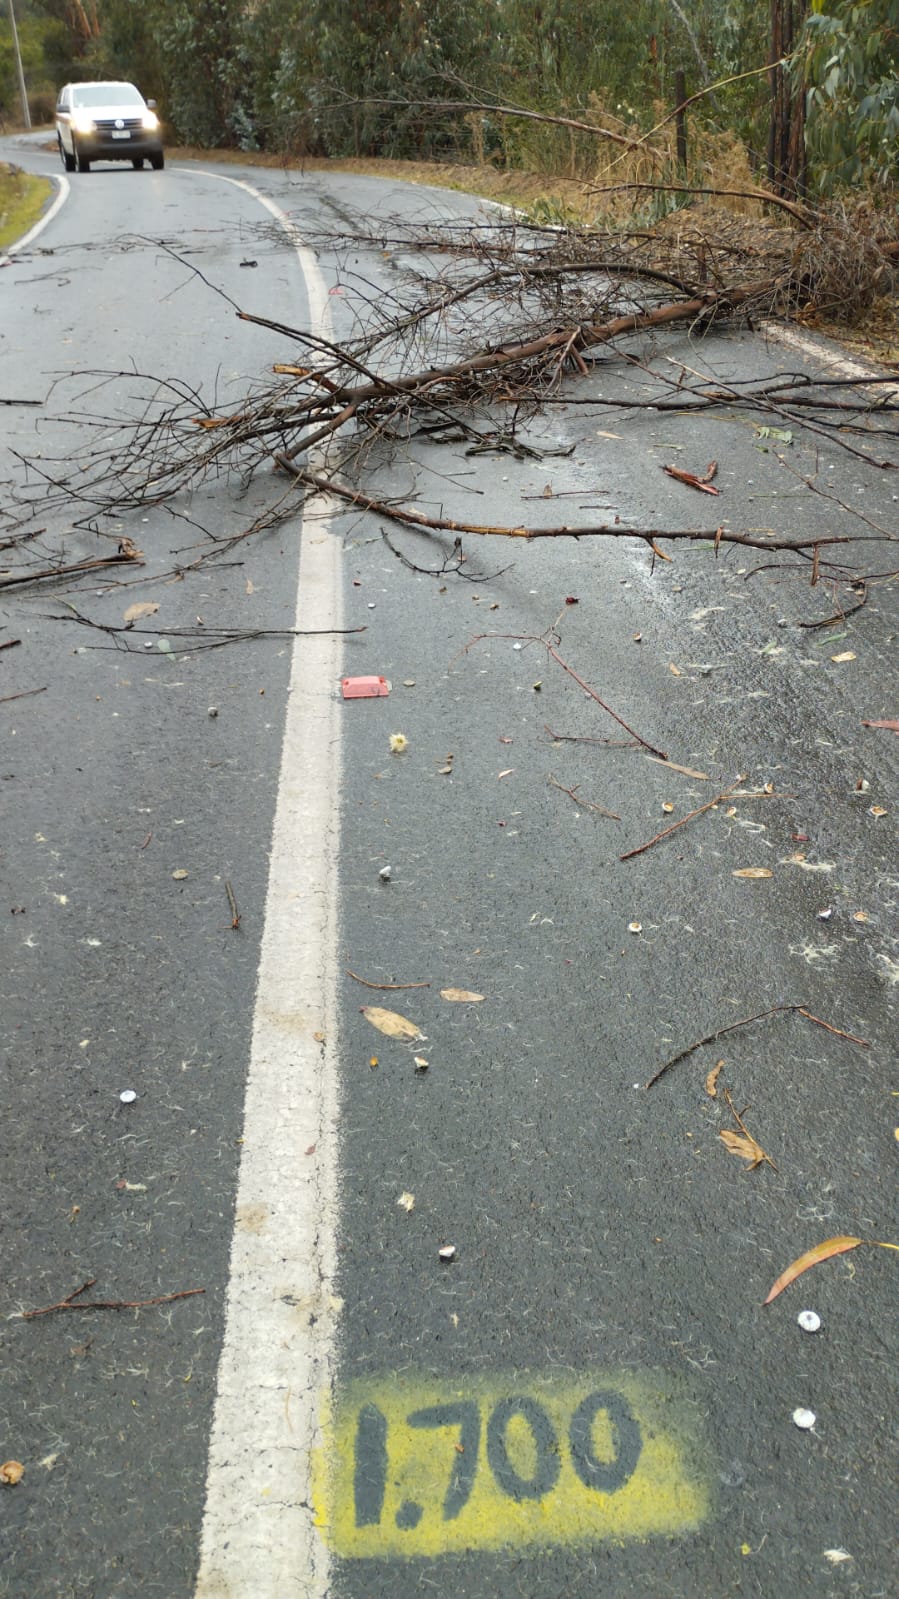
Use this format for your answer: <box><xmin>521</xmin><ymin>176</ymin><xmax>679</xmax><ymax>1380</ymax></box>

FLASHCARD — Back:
<box><xmin>296</xmin><ymin>471</ymin><xmax>853</xmax><ymax>555</ymax></box>
<box><xmin>0</xmin><ymin>547</ymin><xmax>143</xmax><ymax>591</ymax></box>
<box><xmin>44</xmin><ymin>609</ymin><xmax>366</xmax><ymax>652</ymax></box>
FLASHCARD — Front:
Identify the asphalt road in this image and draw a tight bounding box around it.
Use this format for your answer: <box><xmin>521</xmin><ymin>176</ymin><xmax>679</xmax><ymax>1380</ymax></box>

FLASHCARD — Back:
<box><xmin>1</xmin><ymin>137</ymin><xmax>896</xmax><ymax>1599</ymax></box>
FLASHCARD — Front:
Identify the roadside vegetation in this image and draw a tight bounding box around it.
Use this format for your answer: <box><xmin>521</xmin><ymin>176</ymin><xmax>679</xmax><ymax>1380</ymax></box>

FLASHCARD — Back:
<box><xmin>3</xmin><ymin>3</ymin><xmax>896</xmax><ymax>194</ymax></box>
<box><xmin>0</xmin><ymin>160</ymin><xmax>50</xmax><ymax>247</ymax></box>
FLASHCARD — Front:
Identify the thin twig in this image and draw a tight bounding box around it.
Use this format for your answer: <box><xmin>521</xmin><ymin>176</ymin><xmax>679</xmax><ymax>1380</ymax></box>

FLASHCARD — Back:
<box><xmin>21</xmin><ymin>1278</ymin><xmax>205</xmax><ymax>1319</ymax></box>
<box><xmin>548</xmin><ymin>775</ymin><xmax>621</xmax><ymax>820</ymax></box>
<box><xmin>0</xmin><ymin>686</ymin><xmax>47</xmax><ymax>705</ymax></box>
<box><xmin>546</xmin><ymin>726</ymin><xmax>639</xmax><ymax>748</ymax></box>
<box><xmin>796</xmin><ymin>583</ymin><xmax>867</xmax><ymax>628</ymax></box>
<box><xmin>797</xmin><ymin>1007</ymin><xmax>869</xmax><ymax>1047</ymax></box>
<box><xmin>620</xmin><ymin>775</ymin><xmax>746</xmax><ymax>860</ymax></box>
<box><xmin>225</xmin><ymin>879</ymin><xmax>240</xmax><ymax>931</ymax></box>
<box><xmin>460</xmin><ymin>630</ymin><xmax>666</xmax><ymax>758</ymax></box>
<box><xmin>646</xmin><ymin>1000</ymin><xmax>867</xmax><ymax>1088</ymax></box>
<box><xmin>346</xmin><ymin>969</ymin><xmax>431</xmax><ymax>990</ymax></box>
<box><xmin>0</xmin><ymin>639</ymin><xmax>21</xmax><ymax>652</ymax></box>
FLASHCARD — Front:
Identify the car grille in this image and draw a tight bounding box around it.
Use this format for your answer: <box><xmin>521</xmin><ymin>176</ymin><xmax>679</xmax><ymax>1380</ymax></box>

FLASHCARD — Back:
<box><xmin>93</xmin><ymin>116</ymin><xmax>143</xmax><ymax>131</ymax></box>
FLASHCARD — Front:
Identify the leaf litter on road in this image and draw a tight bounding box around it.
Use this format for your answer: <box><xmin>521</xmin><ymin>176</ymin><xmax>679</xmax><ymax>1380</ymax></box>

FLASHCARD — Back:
<box><xmin>764</xmin><ymin>1236</ymin><xmax>899</xmax><ymax>1305</ymax></box>
<box><xmin>360</xmin><ymin>1005</ymin><xmax>425</xmax><ymax>1041</ymax></box>
<box><xmin>719</xmin><ymin>1089</ymin><xmax>776</xmax><ymax>1172</ymax></box>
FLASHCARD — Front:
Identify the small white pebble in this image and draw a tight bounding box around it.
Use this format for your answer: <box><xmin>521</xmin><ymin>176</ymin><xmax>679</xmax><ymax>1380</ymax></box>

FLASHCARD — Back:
<box><xmin>628</xmin><ymin>921</ymin><xmax>642</xmax><ymax>934</ymax></box>
<box><xmin>378</xmin><ymin>865</ymin><xmax>391</xmax><ymax>881</ymax></box>
<box><xmin>208</xmin><ymin>707</ymin><xmax>218</xmax><ymax>718</ymax></box>
<box><xmin>438</xmin><ymin>1245</ymin><xmax>456</xmax><ymax>1262</ymax></box>
<box><xmin>119</xmin><ymin>1089</ymin><xmax>137</xmax><ymax>1105</ymax></box>
<box><xmin>798</xmin><ymin>1310</ymin><xmax>822</xmax><ymax>1333</ymax></box>
<box><xmin>792</xmin><ymin>1407</ymin><xmax>816</xmax><ymax>1430</ymax></box>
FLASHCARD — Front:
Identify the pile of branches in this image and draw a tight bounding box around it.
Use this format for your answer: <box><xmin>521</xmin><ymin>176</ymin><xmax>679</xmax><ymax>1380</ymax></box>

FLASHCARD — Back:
<box><xmin>8</xmin><ymin>209</ymin><xmax>898</xmax><ymax>576</ymax></box>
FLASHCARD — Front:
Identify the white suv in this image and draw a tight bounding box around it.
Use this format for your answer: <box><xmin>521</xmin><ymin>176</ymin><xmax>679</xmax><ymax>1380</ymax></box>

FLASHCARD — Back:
<box><xmin>56</xmin><ymin>81</ymin><xmax>164</xmax><ymax>173</ymax></box>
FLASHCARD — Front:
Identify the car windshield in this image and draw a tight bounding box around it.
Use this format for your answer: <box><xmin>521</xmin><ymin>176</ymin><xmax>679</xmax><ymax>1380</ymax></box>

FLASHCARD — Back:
<box><xmin>71</xmin><ymin>84</ymin><xmax>143</xmax><ymax>108</ymax></box>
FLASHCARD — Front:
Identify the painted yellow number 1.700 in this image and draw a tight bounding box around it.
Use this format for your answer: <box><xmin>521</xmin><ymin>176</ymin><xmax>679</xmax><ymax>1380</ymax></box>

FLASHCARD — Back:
<box><xmin>314</xmin><ymin>1371</ymin><xmax>709</xmax><ymax>1558</ymax></box>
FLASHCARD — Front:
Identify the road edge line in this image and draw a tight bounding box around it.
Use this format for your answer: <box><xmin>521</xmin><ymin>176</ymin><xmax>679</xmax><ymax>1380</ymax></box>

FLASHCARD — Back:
<box><xmin>191</xmin><ymin>176</ymin><xmax>340</xmax><ymax>1599</ymax></box>
<box><xmin>7</xmin><ymin>172</ymin><xmax>69</xmax><ymax>255</ymax></box>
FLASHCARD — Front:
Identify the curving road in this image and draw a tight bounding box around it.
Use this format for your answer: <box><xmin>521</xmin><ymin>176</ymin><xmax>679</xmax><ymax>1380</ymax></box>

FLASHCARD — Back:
<box><xmin>1</xmin><ymin>136</ymin><xmax>897</xmax><ymax>1599</ymax></box>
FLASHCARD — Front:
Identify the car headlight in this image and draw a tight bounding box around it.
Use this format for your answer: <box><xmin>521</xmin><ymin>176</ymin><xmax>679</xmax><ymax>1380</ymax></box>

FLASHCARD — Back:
<box><xmin>72</xmin><ymin>111</ymin><xmax>95</xmax><ymax>134</ymax></box>
<box><xmin>141</xmin><ymin>111</ymin><xmax>159</xmax><ymax>131</ymax></box>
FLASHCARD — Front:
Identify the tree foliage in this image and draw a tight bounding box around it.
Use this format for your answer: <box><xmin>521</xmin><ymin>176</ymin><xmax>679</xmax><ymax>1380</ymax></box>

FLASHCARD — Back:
<box><xmin>798</xmin><ymin>0</ymin><xmax>899</xmax><ymax>188</ymax></box>
<box><xmin>3</xmin><ymin>0</ymin><xmax>896</xmax><ymax>198</ymax></box>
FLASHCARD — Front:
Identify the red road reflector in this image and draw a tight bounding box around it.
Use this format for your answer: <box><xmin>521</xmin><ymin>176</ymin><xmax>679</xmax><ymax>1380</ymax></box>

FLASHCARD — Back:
<box><xmin>342</xmin><ymin>675</ymin><xmax>390</xmax><ymax>699</ymax></box>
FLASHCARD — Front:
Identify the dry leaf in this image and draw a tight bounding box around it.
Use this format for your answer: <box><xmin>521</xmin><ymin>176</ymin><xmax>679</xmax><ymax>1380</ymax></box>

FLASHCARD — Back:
<box><xmin>733</xmin><ymin>867</ymin><xmax>773</xmax><ymax>879</ymax></box>
<box><xmin>397</xmin><ymin>1192</ymin><xmax>415</xmax><ymax>1212</ymax></box>
<box><xmin>0</xmin><ymin>1461</ymin><xmax>24</xmax><ymax>1486</ymax></box>
<box><xmin>662</xmin><ymin>464</ymin><xmax>721</xmax><ymax>495</ymax></box>
<box><xmin>763</xmin><ymin>1235</ymin><xmax>862</xmax><ymax>1304</ymax></box>
<box><xmin>123</xmin><ymin>601</ymin><xmax>158</xmax><ymax>623</ymax></box>
<box><xmin>705</xmin><ymin>1060</ymin><xmax>724</xmax><ymax>1098</ymax></box>
<box><xmin>440</xmin><ymin>988</ymin><xmax>485</xmax><ymax>1003</ymax></box>
<box><xmin>245</xmin><ymin>578</ymin><xmax>255</xmax><ymax>594</ymax></box>
<box><xmin>668</xmin><ymin>663</ymin><xmax>682</xmax><ymax>676</ymax></box>
<box><xmin>171</xmin><ymin>869</ymin><xmax>189</xmax><ymax>880</ymax></box>
<box><xmin>719</xmin><ymin>1128</ymin><xmax>769</xmax><ymax>1170</ymax></box>
<box><xmin>360</xmin><ymin>1005</ymin><xmax>424</xmax><ymax>1041</ymax></box>
<box><xmin>497</xmin><ymin>769</ymin><xmax>514</xmax><ymax>780</ymax></box>
<box><xmin>830</xmin><ymin>651</ymin><xmax>856</xmax><ymax>663</ymax></box>
<box><xmin>862</xmin><ymin>718</ymin><xmax>899</xmax><ymax>733</ymax></box>
<box><xmin>596</xmin><ymin>429</ymin><xmax>622</xmax><ymax>440</ymax></box>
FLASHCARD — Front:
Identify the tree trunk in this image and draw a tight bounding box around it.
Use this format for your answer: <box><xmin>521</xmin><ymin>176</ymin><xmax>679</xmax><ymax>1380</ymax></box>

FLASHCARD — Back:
<box><xmin>768</xmin><ymin>0</ymin><xmax>808</xmax><ymax>198</ymax></box>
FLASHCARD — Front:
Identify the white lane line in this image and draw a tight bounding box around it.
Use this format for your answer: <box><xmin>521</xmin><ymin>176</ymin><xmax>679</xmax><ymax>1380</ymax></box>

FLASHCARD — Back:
<box><xmin>763</xmin><ymin>319</ymin><xmax>899</xmax><ymax>397</ymax></box>
<box><xmin>189</xmin><ymin>176</ymin><xmax>341</xmax><ymax>1599</ymax></box>
<box><xmin>7</xmin><ymin>173</ymin><xmax>69</xmax><ymax>255</ymax></box>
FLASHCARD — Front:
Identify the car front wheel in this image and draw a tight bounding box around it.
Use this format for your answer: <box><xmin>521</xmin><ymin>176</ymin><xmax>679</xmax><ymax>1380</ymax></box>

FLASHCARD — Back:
<box><xmin>131</xmin><ymin>157</ymin><xmax>144</xmax><ymax>169</ymax></box>
<box><xmin>75</xmin><ymin>143</ymin><xmax>91</xmax><ymax>173</ymax></box>
<box><xmin>59</xmin><ymin>136</ymin><xmax>76</xmax><ymax>174</ymax></box>
<box><xmin>150</xmin><ymin>152</ymin><xmax>164</xmax><ymax>171</ymax></box>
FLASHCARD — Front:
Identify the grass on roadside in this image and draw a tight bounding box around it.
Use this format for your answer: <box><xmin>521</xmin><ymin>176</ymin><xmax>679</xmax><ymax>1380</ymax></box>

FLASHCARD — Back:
<box><xmin>0</xmin><ymin>163</ymin><xmax>53</xmax><ymax>250</ymax></box>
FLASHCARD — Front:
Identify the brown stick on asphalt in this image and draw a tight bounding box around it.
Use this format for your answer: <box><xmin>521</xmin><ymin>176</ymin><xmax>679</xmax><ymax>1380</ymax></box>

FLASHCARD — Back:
<box><xmin>291</xmin><ymin>471</ymin><xmax>853</xmax><ymax>554</ymax></box>
<box><xmin>21</xmin><ymin>1278</ymin><xmax>205</xmax><ymax>1319</ymax></box>
<box><xmin>646</xmin><ymin>1002</ymin><xmax>868</xmax><ymax>1088</ymax></box>
<box><xmin>621</xmin><ymin>776</ymin><xmax>747</xmax><ymax>860</ymax></box>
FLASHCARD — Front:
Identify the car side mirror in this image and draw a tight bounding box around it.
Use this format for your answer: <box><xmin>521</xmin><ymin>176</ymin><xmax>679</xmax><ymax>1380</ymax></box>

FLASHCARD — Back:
<box><xmin>146</xmin><ymin>99</ymin><xmax>157</xmax><ymax>110</ymax></box>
